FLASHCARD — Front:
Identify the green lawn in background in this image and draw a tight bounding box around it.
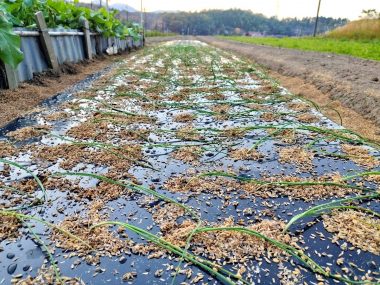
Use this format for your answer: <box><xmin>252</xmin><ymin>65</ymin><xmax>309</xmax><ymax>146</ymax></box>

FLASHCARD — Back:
<box><xmin>220</xmin><ymin>36</ymin><xmax>380</xmax><ymax>61</ymax></box>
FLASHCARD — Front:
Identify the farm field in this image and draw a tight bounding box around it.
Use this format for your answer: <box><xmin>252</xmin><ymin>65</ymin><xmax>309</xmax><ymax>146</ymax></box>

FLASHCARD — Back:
<box><xmin>0</xmin><ymin>40</ymin><xmax>379</xmax><ymax>284</ymax></box>
<box><xmin>220</xmin><ymin>36</ymin><xmax>380</xmax><ymax>61</ymax></box>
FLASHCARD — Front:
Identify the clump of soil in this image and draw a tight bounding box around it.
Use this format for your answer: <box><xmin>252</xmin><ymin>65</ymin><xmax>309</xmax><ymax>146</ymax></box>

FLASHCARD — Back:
<box><xmin>260</xmin><ymin>112</ymin><xmax>279</xmax><ymax>122</ymax></box>
<box><xmin>91</xmin><ymin>144</ymin><xmax>142</xmax><ymax>172</ymax></box>
<box><xmin>122</xmin><ymin>272</ymin><xmax>137</xmax><ymax>282</ymax></box>
<box><xmin>341</xmin><ymin>144</ymin><xmax>379</xmax><ymax>168</ymax></box>
<box><xmin>60</xmin><ymin>62</ymin><xmax>80</xmax><ymax>75</ymax></box>
<box><xmin>33</xmin><ymin>144</ymin><xmax>86</xmax><ymax>169</ymax></box>
<box><xmin>229</xmin><ymin>148</ymin><xmax>262</xmax><ymax>160</ymax></box>
<box><xmin>211</xmin><ymin>104</ymin><xmax>230</xmax><ymax>120</ymax></box>
<box><xmin>173</xmin><ymin>112</ymin><xmax>195</xmax><ymax>123</ymax></box>
<box><xmin>67</xmin><ymin>121</ymin><xmax>110</xmax><ymax>141</ymax></box>
<box><xmin>0</xmin><ymin>215</ymin><xmax>21</xmax><ymax>241</ymax></box>
<box><xmin>168</xmin><ymin>92</ymin><xmax>190</xmax><ymax>102</ymax></box>
<box><xmin>171</xmin><ymin>146</ymin><xmax>203</xmax><ymax>164</ymax></box>
<box><xmin>165</xmin><ymin>170</ymin><xmax>350</xmax><ymax>201</ymax></box>
<box><xmin>140</xmin><ymin>102</ymin><xmax>164</xmax><ymax>111</ymax></box>
<box><xmin>205</xmin><ymin>93</ymin><xmax>225</xmax><ymax>100</ymax></box>
<box><xmin>296</xmin><ymin>113</ymin><xmax>320</xmax><ymax>123</ymax></box>
<box><xmin>222</xmin><ymin>127</ymin><xmax>246</xmax><ymax>138</ymax></box>
<box><xmin>176</xmin><ymin>126</ymin><xmax>202</xmax><ymax>141</ymax></box>
<box><xmin>72</xmin><ymin>180</ymin><xmax>131</xmax><ymax>201</ymax></box>
<box><xmin>94</xmin><ymin>112</ymin><xmax>155</xmax><ymax>125</ymax></box>
<box><xmin>279</xmin><ymin>147</ymin><xmax>314</xmax><ymax>170</ymax></box>
<box><xmin>51</xmin><ymin>201</ymin><xmax>131</xmax><ymax>264</ymax></box>
<box><xmin>241</xmin><ymin>85</ymin><xmax>278</xmax><ymax>100</ymax></box>
<box><xmin>246</xmin><ymin>103</ymin><xmax>269</xmax><ymax>111</ymax></box>
<box><xmin>7</xmin><ymin>125</ymin><xmax>51</xmax><ymax>141</ymax></box>
<box><xmin>0</xmin><ymin>141</ymin><xmax>17</xmax><ymax>157</ymax></box>
<box><xmin>240</xmin><ymin>93</ymin><xmax>259</xmax><ymax>100</ymax></box>
<box><xmin>364</xmin><ymin>174</ymin><xmax>380</xmax><ymax>184</ymax></box>
<box><xmin>287</xmin><ymin>102</ymin><xmax>311</xmax><ymax>112</ymax></box>
<box><xmin>0</xmin><ymin>179</ymin><xmax>39</xmax><ymax>208</ymax></box>
<box><xmin>269</xmin><ymin>128</ymin><xmax>296</xmax><ymax>144</ymax></box>
<box><xmin>71</xmin><ymin>116</ymin><xmax>152</xmax><ymax>143</ymax></box>
<box><xmin>11</xmin><ymin>179</ymin><xmax>38</xmax><ymax>193</ymax></box>
<box><xmin>255</xmin><ymin>85</ymin><xmax>279</xmax><ymax>94</ymax></box>
<box><xmin>151</xmin><ymin>203</ymin><xmax>185</xmax><ymax>232</ymax></box>
<box><xmin>33</xmin><ymin>143</ymin><xmax>141</xmax><ymax>171</ymax></box>
<box><xmin>162</xmin><ymin>220</ymin><xmax>197</xmax><ymax>248</ymax></box>
<box><xmin>44</xmin><ymin>111</ymin><xmax>69</xmax><ymax>121</ymax></box>
<box><xmin>145</xmin><ymin>91</ymin><xmax>164</xmax><ymax>101</ymax></box>
<box><xmin>164</xmin><ymin>175</ymin><xmax>240</xmax><ymax>195</ymax></box>
<box><xmin>44</xmin><ymin>176</ymin><xmax>81</xmax><ymax>192</ymax></box>
<box><xmin>242</xmin><ymin>173</ymin><xmax>355</xmax><ymax>201</ymax></box>
<box><xmin>323</xmin><ymin>210</ymin><xmax>380</xmax><ymax>255</ymax></box>
<box><xmin>119</xmin><ymin>128</ymin><xmax>151</xmax><ymax>141</ymax></box>
<box><xmin>193</xmin><ymin>86</ymin><xmax>221</xmax><ymax>94</ymax></box>
<box><xmin>164</xmin><ymin>218</ymin><xmax>298</xmax><ymax>264</ymax></box>
<box><xmin>12</xmin><ymin>265</ymin><xmax>84</xmax><ymax>285</ymax></box>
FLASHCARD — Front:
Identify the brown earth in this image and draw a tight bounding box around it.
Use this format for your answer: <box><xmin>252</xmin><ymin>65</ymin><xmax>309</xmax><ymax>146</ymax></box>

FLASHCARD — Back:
<box><xmin>195</xmin><ymin>36</ymin><xmax>380</xmax><ymax>141</ymax></box>
<box><xmin>0</xmin><ymin>54</ymin><xmax>133</xmax><ymax>128</ymax></box>
<box><xmin>269</xmin><ymin>71</ymin><xmax>380</xmax><ymax>141</ymax></box>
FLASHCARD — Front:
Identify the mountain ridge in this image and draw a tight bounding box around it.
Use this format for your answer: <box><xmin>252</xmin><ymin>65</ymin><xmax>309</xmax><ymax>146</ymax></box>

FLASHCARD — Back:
<box><xmin>109</xmin><ymin>2</ymin><xmax>137</xmax><ymax>12</ymax></box>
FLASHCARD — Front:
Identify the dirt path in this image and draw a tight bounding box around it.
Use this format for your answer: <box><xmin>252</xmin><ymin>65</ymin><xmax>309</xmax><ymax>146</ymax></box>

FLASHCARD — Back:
<box><xmin>196</xmin><ymin>36</ymin><xmax>380</xmax><ymax>140</ymax></box>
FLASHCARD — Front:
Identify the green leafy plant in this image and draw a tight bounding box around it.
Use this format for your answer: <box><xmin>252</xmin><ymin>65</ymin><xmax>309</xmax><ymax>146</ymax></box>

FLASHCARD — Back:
<box><xmin>0</xmin><ymin>11</ymin><xmax>23</xmax><ymax>68</ymax></box>
<box><xmin>0</xmin><ymin>0</ymin><xmax>142</xmax><ymax>68</ymax></box>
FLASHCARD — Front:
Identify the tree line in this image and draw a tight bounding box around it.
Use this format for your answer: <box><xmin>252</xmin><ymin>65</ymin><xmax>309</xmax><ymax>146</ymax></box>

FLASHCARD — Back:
<box><xmin>157</xmin><ymin>9</ymin><xmax>347</xmax><ymax>36</ymax></box>
<box><xmin>135</xmin><ymin>9</ymin><xmax>348</xmax><ymax>36</ymax></box>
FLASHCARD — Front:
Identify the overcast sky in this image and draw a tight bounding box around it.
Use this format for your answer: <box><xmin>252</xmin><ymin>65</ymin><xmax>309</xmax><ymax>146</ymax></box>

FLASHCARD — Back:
<box><xmin>109</xmin><ymin>0</ymin><xmax>380</xmax><ymax>20</ymax></box>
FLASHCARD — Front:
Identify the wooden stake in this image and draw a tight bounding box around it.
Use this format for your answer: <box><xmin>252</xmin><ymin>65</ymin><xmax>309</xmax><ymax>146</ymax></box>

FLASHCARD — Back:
<box><xmin>81</xmin><ymin>19</ymin><xmax>93</xmax><ymax>60</ymax></box>
<box><xmin>0</xmin><ymin>62</ymin><xmax>19</xmax><ymax>89</ymax></box>
<box><xmin>35</xmin><ymin>11</ymin><xmax>60</xmax><ymax>73</ymax></box>
<box><xmin>4</xmin><ymin>64</ymin><xmax>18</xmax><ymax>89</ymax></box>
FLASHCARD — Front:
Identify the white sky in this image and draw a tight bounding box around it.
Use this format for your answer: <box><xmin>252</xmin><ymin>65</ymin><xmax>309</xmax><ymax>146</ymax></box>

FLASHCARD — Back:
<box><xmin>109</xmin><ymin>0</ymin><xmax>380</xmax><ymax>20</ymax></box>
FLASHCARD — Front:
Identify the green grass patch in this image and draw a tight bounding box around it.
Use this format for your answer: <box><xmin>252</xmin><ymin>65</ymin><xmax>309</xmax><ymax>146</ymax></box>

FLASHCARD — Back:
<box><xmin>220</xmin><ymin>36</ymin><xmax>380</xmax><ymax>61</ymax></box>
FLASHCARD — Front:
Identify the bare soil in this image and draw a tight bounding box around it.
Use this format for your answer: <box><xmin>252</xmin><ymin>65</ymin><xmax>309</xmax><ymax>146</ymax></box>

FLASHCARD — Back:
<box><xmin>0</xmin><ymin>55</ymin><xmax>129</xmax><ymax>128</ymax></box>
<box><xmin>195</xmin><ymin>36</ymin><xmax>380</xmax><ymax>141</ymax></box>
<box><xmin>270</xmin><ymin>71</ymin><xmax>380</xmax><ymax>141</ymax></box>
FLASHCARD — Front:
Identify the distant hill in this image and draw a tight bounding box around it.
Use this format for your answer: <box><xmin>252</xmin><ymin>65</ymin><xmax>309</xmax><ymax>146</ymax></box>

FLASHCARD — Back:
<box><xmin>110</xmin><ymin>2</ymin><xmax>137</xmax><ymax>12</ymax></box>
